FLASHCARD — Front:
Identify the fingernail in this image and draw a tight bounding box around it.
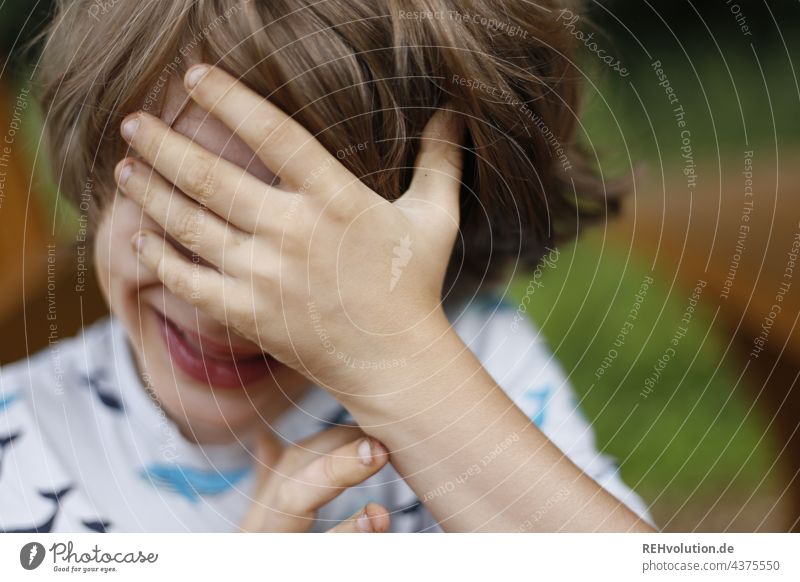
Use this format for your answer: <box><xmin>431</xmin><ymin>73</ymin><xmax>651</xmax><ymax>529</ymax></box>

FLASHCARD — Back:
<box><xmin>185</xmin><ymin>65</ymin><xmax>210</xmax><ymax>89</ymax></box>
<box><xmin>356</xmin><ymin>512</ymin><xmax>372</xmax><ymax>532</ymax></box>
<box><xmin>358</xmin><ymin>439</ymin><xmax>373</xmax><ymax>465</ymax></box>
<box><xmin>121</xmin><ymin>116</ymin><xmax>140</xmax><ymax>141</ymax></box>
<box><xmin>116</xmin><ymin>161</ymin><xmax>133</xmax><ymax>187</ymax></box>
<box><xmin>131</xmin><ymin>232</ymin><xmax>147</xmax><ymax>253</ymax></box>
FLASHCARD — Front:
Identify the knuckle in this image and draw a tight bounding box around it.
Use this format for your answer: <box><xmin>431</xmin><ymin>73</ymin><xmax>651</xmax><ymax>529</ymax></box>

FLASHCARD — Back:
<box><xmin>169</xmin><ymin>270</ymin><xmax>194</xmax><ymax>301</ymax></box>
<box><xmin>190</xmin><ymin>285</ymin><xmax>212</xmax><ymax>311</ymax></box>
<box><xmin>183</xmin><ymin>155</ymin><xmax>216</xmax><ymax>201</ymax></box>
<box><xmin>173</xmin><ymin>208</ymin><xmax>203</xmax><ymax>244</ymax></box>
<box><xmin>256</xmin><ymin>113</ymin><xmax>291</xmax><ymax>147</ymax></box>
<box><xmin>444</xmin><ymin>145</ymin><xmax>463</xmax><ymax>169</ymax></box>
<box><xmin>225</xmin><ymin>227</ymin><xmax>248</xmax><ymax>249</ymax></box>
<box><xmin>327</xmin><ymin>195</ymin><xmax>358</xmax><ymax>224</ymax></box>
<box><xmin>222</xmin><ymin>233</ymin><xmax>248</xmax><ymax>267</ymax></box>
<box><xmin>322</xmin><ymin>453</ymin><xmax>344</xmax><ymax>485</ymax></box>
<box><xmin>174</xmin><ymin>209</ymin><xmax>203</xmax><ymax>245</ymax></box>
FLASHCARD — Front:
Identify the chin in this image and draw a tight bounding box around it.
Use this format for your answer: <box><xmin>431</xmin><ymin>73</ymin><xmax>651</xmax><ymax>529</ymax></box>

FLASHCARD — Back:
<box><xmin>123</xmin><ymin>295</ymin><xmax>304</xmax><ymax>443</ymax></box>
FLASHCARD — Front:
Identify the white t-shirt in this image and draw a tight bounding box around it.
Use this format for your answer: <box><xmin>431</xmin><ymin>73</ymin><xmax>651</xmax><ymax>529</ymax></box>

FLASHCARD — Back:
<box><xmin>0</xmin><ymin>299</ymin><xmax>652</xmax><ymax>532</ymax></box>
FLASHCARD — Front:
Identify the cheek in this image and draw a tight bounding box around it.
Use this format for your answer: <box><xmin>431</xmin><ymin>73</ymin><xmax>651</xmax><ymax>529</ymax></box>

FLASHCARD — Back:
<box><xmin>94</xmin><ymin>197</ymin><xmax>162</xmax><ymax>310</ymax></box>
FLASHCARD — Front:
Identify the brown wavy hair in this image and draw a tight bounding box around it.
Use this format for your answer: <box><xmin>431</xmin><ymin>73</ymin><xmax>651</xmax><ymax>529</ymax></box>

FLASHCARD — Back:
<box><xmin>34</xmin><ymin>0</ymin><xmax>623</xmax><ymax>294</ymax></box>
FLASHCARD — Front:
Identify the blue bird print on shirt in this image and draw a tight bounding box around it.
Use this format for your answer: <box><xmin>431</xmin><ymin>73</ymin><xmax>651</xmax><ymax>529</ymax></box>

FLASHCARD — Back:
<box><xmin>82</xmin><ymin>519</ymin><xmax>112</xmax><ymax>533</ymax></box>
<box><xmin>0</xmin><ymin>391</ymin><xmax>19</xmax><ymax>412</ymax></box>
<box><xmin>80</xmin><ymin>370</ymin><xmax>124</xmax><ymax>412</ymax></box>
<box><xmin>5</xmin><ymin>485</ymin><xmax>72</xmax><ymax>533</ymax></box>
<box><xmin>0</xmin><ymin>432</ymin><xmax>21</xmax><ymax>479</ymax></box>
<box><xmin>140</xmin><ymin>464</ymin><xmax>251</xmax><ymax>503</ymax></box>
<box><xmin>523</xmin><ymin>384</ymin><xmax>554</xmax><ymax>427</ymax></box>
<box><xmin>321</xmin><ymin>406</ymin><xmax>355</xmax><ymax>428</ymax></box>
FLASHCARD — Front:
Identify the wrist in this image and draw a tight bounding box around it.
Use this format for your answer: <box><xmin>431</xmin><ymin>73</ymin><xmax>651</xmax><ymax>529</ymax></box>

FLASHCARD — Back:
<box><xmin>319</xmin><ymin>308</ymin><xmax>458</xmax><ymax>404</ymax></box>
<box><xmin>328</xmin><ymin>312</ymin><xmax>494</xmax><ymax>424</ymax></box>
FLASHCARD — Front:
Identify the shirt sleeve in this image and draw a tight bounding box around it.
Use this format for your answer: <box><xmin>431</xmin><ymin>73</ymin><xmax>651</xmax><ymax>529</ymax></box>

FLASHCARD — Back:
<box><xmin>449</xmin><ymin>298</ymin><xmax>655</xmax><ymax>527</ymax></box>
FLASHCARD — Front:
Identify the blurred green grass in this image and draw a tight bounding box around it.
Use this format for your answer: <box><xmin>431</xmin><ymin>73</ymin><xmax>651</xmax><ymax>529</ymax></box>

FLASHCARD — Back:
<box><xmin>528</xmin><ymin>50</ymin><xmax>790</xmax><ymax>513</ymax></box>
<box><xmin>580</xmin><ymin>48</ymin><xmax>800</xmax><ymax>167</ymax></box>
<box><xmin>509</xmin><ymin>231</ymin><xmax>778</xmax><ymax>506</ymax></box>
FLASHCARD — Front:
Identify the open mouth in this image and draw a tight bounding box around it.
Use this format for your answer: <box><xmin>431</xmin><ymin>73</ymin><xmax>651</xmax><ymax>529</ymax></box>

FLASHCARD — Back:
<box><xmin>153</xmin><ymin>309</ymin><xmax>278</xmax><ymax>389</ymax></box>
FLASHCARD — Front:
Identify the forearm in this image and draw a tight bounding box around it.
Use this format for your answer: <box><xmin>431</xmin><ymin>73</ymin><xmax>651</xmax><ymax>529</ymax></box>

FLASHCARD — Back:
<box><xmin>338</xmin><ymin>320</ymin><xmax>655</xmax><ymax>532</ymax></box>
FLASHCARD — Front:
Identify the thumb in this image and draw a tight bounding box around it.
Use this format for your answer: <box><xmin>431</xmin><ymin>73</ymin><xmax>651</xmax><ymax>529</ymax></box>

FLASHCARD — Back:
<box><xmin>399</xmin><ymin>108</ymin><xmax>465</xmax><ymax>225</ymax></box>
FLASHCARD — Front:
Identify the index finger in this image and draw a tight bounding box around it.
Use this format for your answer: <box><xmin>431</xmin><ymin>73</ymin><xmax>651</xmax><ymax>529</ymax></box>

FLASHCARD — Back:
<box><xmin>183</xmin><ymin>64</ymin><xmax>356</xmax><ymax>197</ymax></box>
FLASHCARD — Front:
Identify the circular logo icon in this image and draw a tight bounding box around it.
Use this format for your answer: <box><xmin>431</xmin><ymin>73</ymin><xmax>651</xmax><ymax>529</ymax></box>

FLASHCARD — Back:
<box><xmin>20</xmin><ymin>542</ymin><xmax>46</xmax><ymax>570</ymax></box>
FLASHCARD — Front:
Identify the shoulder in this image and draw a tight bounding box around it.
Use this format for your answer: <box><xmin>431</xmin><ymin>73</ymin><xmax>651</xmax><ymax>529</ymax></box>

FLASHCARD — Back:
<box><xmin>0</xmin><ymin>316</ymin><xmax>131</xmax><ymax>439</ymax></box>
<box><xmin>0</xmin><ymin>315</ymin><xmax>120</xmax><ymax>436</ymax></box>
<box><xmin>0</xmin><ymin>317</ymin><xmax>117</xmax><ymax>396</ymax></box>
<box><xmin>0</xmin><ymin>317</ymin><xmax>121</xmax><ymax>531</ymax></box>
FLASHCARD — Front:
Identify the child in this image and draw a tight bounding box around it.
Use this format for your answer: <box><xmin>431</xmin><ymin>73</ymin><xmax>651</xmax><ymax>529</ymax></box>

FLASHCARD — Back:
<box><xmin>0</xmin><ymin>0</ymin><xmax>653</xmax><ymax>532</ymax></box>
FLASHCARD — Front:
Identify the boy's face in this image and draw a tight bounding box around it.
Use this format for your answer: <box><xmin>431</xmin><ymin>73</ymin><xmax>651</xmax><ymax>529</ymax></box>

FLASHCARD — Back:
<box><xmin>93</xmin><ymin>76</ymin><xmax>308</xmax><ymax>444</ymax></box>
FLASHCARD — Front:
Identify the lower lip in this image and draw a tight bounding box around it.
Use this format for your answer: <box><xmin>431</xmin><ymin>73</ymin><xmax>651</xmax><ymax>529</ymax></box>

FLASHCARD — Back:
<box><xmin>155</xmin><ymin>312</ymin><xmax>277</xmax><ymax>389</ymax></box>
